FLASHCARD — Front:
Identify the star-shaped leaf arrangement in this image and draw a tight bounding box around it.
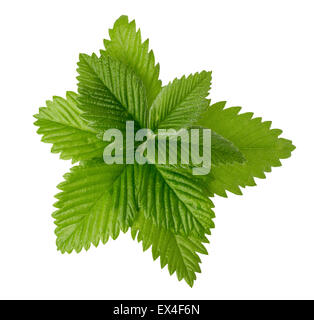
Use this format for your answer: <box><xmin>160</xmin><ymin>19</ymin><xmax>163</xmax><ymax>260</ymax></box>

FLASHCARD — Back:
<box><xmin>34</xmin><ymin>15</ymin><xmax>295</xmax><ymax>287</ymax></box>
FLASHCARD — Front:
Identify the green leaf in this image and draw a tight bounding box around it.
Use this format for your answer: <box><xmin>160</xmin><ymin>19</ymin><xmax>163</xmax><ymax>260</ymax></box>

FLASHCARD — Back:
<box><xmin>148</xmin><ymin>127</ymin><xmax>245</xmax><ymax>169</ymax></box>
<box><xmin>102</xmin><ymin>15</ymin><xmax>162</xmax><ymax>107</ymax></box>
<box><xmin>53</xmin><ymin>161</ymin><xmax>138</xmax><ymax>253</ymax></box>
<box><xmin>138</xmin><ymin>164</ymin><xmax>215</xmax><ymax>237</ymax></box>
<box><xmin>148</xmin><ymin>72</ymin><xmax>212</xmax><ymax>131</ymax></box>
<box><xmin>211</xmin><ymin>130</ymin><xmax>246</xmax><ymax>165</ymax></box>
<box><xmin>197</xmin><ymin>101</ymin><xmax>295</xmax><ymax>196</ymax></box>
<box><xmin>131</xmin><ymin>210</ymin><xmax>208</xmax><ymax>287</ymax></box>
<box><xmin>34</xmin><ymin>91</ymin><xmax>106</xmax><ymax>163</ymax></box>
<box><xmin>77</xmin><ymin>53</ymin><xmax>148</xmax><ymax>131</ymax></box>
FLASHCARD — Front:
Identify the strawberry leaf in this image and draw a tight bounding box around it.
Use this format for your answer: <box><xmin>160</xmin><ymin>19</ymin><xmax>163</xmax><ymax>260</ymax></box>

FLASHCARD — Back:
<box><xmin>53</xmin><ymin>160</ymin><xmax>138</xmax><ymax>253</ymax></box>
<box><xmin>102</xmin><ymin>15</ymin><xmax>162</xmax><ymax>106</ymax></box>
<box><xmin>77</xmin><ymin>53</ymin><xmax>148</xmax><ymax>130</ymax></box>
<box><xmin>132</xmin><ymin>210</ymin><xmax>209</xmax><ymax>287</ymax></box>
<box><xmin>211</xmin><ymin>131</ymin><xmax>246</xmax><ymax>165</ymax></box>
<box><xmin>34</xmin><ymin>91</ymin><xmax>106</xmax><ymax>163</ymax></box>
<box><xmin>138</xmin><ymin>164</ymin><xmax>215</xmax><ymax>237</ymax></box>
<box><xmin>197</xmin><ymin>101</ymin><xmax>295</xmax><ymax>196</ymax></box>
<box><xmin>149</xmin><ymin>72</ymin><xmax>212</xmax><ymax>131</ymax></box>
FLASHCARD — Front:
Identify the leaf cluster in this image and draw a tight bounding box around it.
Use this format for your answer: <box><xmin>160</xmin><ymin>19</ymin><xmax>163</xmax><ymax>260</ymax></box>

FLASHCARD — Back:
<box><xmin>34</xmin><ymin>15</ymin><xmax>295</xmax><ymax>286</ymax></box>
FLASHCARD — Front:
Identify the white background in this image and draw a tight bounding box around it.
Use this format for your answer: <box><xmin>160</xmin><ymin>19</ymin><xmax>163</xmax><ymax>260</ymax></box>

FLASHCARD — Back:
<box><xmin>0</xmin><ymin>0</ymin><xmax>313</xmax><ymax>300</ymax></box>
